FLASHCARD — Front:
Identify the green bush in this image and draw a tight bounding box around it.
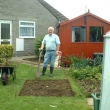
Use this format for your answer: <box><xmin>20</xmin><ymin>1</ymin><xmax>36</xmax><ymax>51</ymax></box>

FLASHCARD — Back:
<box><xmin>70</xmin><ymin>64</ymin><xmax>102</xmax><ymax>81</ymax></box>
<box><xmin>61</xmin><ymin>54</ymin><xmax>72</xmax><ymax>67</ymax></box>
<box><xmin>70</xmin><ymin>53</ymin><xmax>90</xmax><ymax>69</ymax></box>
<box><xmin>0</xmin><ymin>44</ymin><xmax>14</xmax><ymax>65</ymax></box>
<box><xmin>34</xmin><ymin>37</ymin><xmax>46</xmax><ymax>57</ymax></box>
<box><xmin>69</xmin><ymin>53</ymin><xmax>102</xmax><ymax>80</ymax></box>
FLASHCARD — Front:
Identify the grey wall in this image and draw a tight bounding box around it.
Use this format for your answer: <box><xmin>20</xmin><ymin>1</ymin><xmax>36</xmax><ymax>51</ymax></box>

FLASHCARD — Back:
<box><xmin>0</xmin><ymin>0</ymin><xmax>58</xmax><ymax>56</ymax></box>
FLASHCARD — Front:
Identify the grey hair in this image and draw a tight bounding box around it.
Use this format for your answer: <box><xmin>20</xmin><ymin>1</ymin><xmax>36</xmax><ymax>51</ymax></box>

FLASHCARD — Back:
<box><xmin>48</xmin><ymin>26</ymin><xmax>54</xmax><ymax>31</ymax></box>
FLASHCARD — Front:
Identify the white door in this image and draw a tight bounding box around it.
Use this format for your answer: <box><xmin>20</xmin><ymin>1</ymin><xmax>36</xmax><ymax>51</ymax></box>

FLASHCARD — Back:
<box><xmin>0</xmin><ymin>21</ymin><xmax>12</xmax><ymax>44</ymax></box>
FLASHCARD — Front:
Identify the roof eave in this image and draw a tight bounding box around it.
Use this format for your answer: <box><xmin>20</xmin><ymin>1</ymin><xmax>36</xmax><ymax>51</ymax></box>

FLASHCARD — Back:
<box><xmin>38</xmin><ymin>0</ymin><xmax>69</xmax><ymax>22</ymax></box>
<box><xmin>60</xmin><ymin>11</ymin><xmax>110</xmax><ymax>26</ymax></box>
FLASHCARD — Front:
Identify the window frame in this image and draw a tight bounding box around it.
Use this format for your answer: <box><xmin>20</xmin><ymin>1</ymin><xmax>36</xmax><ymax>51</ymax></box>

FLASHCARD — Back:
<box><xmin>19</xmin><ymin>21</ymin><xmax>35</xmax><ymax>38</ymax></box>
<box><xmin>89</xmin><ymin>26</ymin><xmax>104</xmax><ymax>42</ymax></box>
<box><xmin>72</xmin><ymin>26</ymin><xmax>87</xmax><ymax>42</ymax></box>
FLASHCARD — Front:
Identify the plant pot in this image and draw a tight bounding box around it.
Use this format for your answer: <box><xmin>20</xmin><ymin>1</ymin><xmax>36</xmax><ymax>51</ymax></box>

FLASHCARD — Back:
<box><xmin>91</xmin><ymin>93</ymin><xmax>100</xmax><ymax>110</ymax></box>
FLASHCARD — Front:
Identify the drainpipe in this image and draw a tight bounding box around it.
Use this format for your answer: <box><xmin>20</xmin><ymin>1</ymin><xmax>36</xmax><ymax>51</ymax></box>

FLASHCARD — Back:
<box><xmin>56</xmin><ymin>19</ymin><xmax>61</xmax><ymax>35</ymax></box>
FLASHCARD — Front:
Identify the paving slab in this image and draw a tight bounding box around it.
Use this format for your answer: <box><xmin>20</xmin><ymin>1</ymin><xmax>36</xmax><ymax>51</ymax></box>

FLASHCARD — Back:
<box><xmin>87</xmin><ymin>98</ymin><xmax>94</xmax><ymax>110</ymax></box>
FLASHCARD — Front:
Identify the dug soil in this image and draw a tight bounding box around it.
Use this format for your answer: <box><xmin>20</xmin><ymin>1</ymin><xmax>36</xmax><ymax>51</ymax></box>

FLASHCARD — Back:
<box><xmin>76</xmin><ymin>78</ymin><xmax>101</xmax><ymax>97</ymax></box>
<box><xmin>19</xmin><ymin>79</ymin><xmax>76</xmax><ymax>97</ymax></box>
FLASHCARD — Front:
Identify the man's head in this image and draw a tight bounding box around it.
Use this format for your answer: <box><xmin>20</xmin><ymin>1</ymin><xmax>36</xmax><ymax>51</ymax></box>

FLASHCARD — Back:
<box><xmin>48</xmin><ymin>27</ymin><xmax>54</xmax><ymax>35</ymax></box>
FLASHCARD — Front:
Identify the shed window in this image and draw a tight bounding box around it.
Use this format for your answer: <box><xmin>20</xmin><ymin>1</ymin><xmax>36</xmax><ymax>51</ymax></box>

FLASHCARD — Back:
<box><xmin>90</xmin><ymin>27</ymin><xmax>103</xmax><ymax>42</ymax></box>
<box><xmin>19</xmin><ymin>21</ymin><xmax>35</xmax><ymax>38</ymax></box>
<box><xmin>72</xmin><ymin>26</ymin><xmax>86</xmax><ymax>42</ymax></box>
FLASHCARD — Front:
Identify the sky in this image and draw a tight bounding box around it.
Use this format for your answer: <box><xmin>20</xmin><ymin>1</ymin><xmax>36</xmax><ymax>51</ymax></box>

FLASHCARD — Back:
<box><xmin>44</xmin><ymin>0</ymin><xmax>110</xmax><ymax>21</ymax></box>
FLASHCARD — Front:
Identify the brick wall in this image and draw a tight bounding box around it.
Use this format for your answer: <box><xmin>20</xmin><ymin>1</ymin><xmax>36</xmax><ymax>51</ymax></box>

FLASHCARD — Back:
<box><xmin>0</xmin><ymin>0</ymin><xmax>58</xmax><ymax>56</ymax></box>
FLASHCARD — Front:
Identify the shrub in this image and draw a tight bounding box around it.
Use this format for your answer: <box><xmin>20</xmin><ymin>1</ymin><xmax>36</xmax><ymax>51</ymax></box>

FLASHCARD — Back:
<box><xmin>0</xmin><ymin>44</ymin><xmax>14</xmax><ymax>65</ymax></box>
<box><xmin>70</xmin><ymin>64</ymin><xmax>102</xmax><ymax>81</ymax></box>
<box><xmin>71</xmin><ymin>53</ymin><xmax>91</xmax><ymax>69</ymax></box>
<box><xmin>34</xmin><ymin>37</ymin><xmax>45</xmax><ymax>57</ymax></box>
<box><xmin>61</xmin><ymin>54</ymin><xmax>72</xmax><ymax>67</ymax></box>
<box><xmin>61</xmin><ymin>53</ymin><xmax>88</xmax><ymax>68</ymax></box>
<box><xmin>69</xmin><ymin>53</ymin><xmax>102</xmax><ymax>81</ymax></box>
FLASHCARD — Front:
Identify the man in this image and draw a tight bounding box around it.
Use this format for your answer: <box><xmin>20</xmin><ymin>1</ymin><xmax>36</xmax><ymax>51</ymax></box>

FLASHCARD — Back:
<box><xmin>39</xmin><ymin>26</ymin><xmax>60</xmax><ymax>77</ymax></box>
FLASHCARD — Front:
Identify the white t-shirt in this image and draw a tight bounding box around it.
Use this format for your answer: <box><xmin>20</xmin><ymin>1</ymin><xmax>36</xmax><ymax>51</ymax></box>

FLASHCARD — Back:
<box><xmin>42</xmin><ymin>33</ymin><xmax>60</xmax><ymax>51</ymax></box>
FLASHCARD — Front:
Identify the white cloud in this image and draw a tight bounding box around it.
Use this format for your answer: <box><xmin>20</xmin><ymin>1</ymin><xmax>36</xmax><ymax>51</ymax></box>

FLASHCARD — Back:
<box><xmin>44</xmin><ymin>0</ymin><xmax>110</xmax><ymax>21</ymax></box>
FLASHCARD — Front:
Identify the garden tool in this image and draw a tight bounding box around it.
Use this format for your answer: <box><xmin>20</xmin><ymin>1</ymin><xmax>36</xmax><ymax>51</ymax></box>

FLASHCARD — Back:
<box><xmin>36</xmin><ymin>50</ymin><xmax>43</xmax><ymax>79</ymax></box>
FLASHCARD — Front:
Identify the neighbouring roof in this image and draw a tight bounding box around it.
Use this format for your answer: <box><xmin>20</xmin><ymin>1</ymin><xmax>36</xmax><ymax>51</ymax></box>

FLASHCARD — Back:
<box><xmin>60</xmin><ymin>9</ymin><xmax>110</xmax><ymax>26</ymax></box>
<box><xmin>38</xmin><ymin>0</ymin><xmax>69</xmax><ymax>22</ymax></box>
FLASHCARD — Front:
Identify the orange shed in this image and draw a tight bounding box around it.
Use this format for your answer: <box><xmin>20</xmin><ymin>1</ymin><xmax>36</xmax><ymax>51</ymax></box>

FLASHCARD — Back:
<box><xmin>58</xmin><ymin>10</ymin><xmax>110</xmax><ymax>58</ymax></box>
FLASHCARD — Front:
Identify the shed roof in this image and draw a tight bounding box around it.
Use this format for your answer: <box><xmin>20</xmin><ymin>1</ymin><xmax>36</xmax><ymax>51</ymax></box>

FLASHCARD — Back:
<box><xmin>60</xmin><ymin>10</ymin><xmax>110</xmax><ymax>26</ymax></box>
<box><xmin>38</xmin><ymin>0</ymin><xmax>69</xmax><ymax>22</ymax></box>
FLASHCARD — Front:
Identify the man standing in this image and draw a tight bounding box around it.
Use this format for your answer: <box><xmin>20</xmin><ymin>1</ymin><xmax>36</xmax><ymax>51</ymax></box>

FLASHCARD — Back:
<box><xmin>39</xmin><ymin>26</ymin><xmax>60</xmax><ymax>77</ymax></box>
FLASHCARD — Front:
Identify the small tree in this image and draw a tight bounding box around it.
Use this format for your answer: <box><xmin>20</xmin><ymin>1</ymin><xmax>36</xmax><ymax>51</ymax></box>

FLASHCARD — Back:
<box><xmin>34</xmin><ymin>37</ymin><xmax>45</xmax><ymax>58</ymax></box>
<box><xmin>0</xmin><ymin>44</ymin><xmax>14</xmax><ymax>65</ymax></box>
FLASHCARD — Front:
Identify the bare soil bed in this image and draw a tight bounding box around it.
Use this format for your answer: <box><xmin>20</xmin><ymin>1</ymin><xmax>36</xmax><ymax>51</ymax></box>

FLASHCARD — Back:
<box><xmin>19</xmin><ymin>79</ymin><xmax>76</xmax><ymax>97</ymax></box>
<box><xmin>76</xmin><ymin>78</ymin><xmax>101</xmax><ymax>97</ymax></box>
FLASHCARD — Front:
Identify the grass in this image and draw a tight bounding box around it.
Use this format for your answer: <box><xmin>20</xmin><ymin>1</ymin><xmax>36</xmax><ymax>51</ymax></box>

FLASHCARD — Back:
<box><xmin>0</xmin><ymin>62</ymin><xmax>92</xmax><ymax>110</ymax></box>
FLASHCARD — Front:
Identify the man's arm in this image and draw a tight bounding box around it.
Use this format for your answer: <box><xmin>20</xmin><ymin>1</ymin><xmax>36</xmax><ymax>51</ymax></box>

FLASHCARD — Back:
<box><xmin>39</xmin><ymin>43</ymin><xmax>45</xmax><ymax>50</ymax></box>
<box><xmin>56</xmin><ymin>44</ymin><xmax>60</xmax><ymax>51</ymax></box>
<box><xmin>56</xmin><ymin>44</ymin><xmax>60</xmax><ymax>55</ymax></box>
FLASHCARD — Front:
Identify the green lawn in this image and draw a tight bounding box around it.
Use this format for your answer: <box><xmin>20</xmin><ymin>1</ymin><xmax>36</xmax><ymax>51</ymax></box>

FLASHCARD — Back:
<box><xmin>0</xmin><ymin>63</ymin><xmax>92</xmax><ymax>110</ymax></box>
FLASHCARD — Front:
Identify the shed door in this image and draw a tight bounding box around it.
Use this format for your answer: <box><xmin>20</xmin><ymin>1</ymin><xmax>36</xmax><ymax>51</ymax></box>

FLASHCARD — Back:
<box><xmin>0</xmin><ymin>21</ymin><xmax>12</xmax><ymax>44</ymax></box>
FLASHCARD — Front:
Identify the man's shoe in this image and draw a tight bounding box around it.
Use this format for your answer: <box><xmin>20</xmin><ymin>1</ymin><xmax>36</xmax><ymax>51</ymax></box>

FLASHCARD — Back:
<box><xmin>40</xmin><ymin>67</ymin><xmax>47</xmax><ymax>76</ymax></box>
<box><xmin>40</xmin><ymin>73</ymin><xmax>45</xmax><ymax>76</ymax></box>
<box><xmin>50</xmin><ymin>67</ymin><xmax>54</xmax><ymax>77</ymax></box>
<box><xmin>50</xmin><ymin>73</ymin><xmax>53</xmax><ymax>77</ymax></box>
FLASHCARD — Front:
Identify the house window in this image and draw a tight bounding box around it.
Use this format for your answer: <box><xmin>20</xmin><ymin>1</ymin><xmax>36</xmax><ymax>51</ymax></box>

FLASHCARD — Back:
<box><xmin>72</xmin><ymin>26</ymin><xmax>86</xmax><ymax>42</ymax></box>
<box><xmin>90</xmin><ymin>27</ymin><xmax>103</xmax><ymax>42</ymax></box>
<box><xmin>19</xmin><ymin>21</ymin><xmax>35</xmax><ymax>38</ymax></box>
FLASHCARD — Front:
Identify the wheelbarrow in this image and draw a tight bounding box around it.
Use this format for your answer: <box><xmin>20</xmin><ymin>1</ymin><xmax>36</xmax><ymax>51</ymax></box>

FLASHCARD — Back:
<box><xmin>0</xmin><ymin>61</ymin><xmax>20</xmax><ymax>85</ymax></box>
